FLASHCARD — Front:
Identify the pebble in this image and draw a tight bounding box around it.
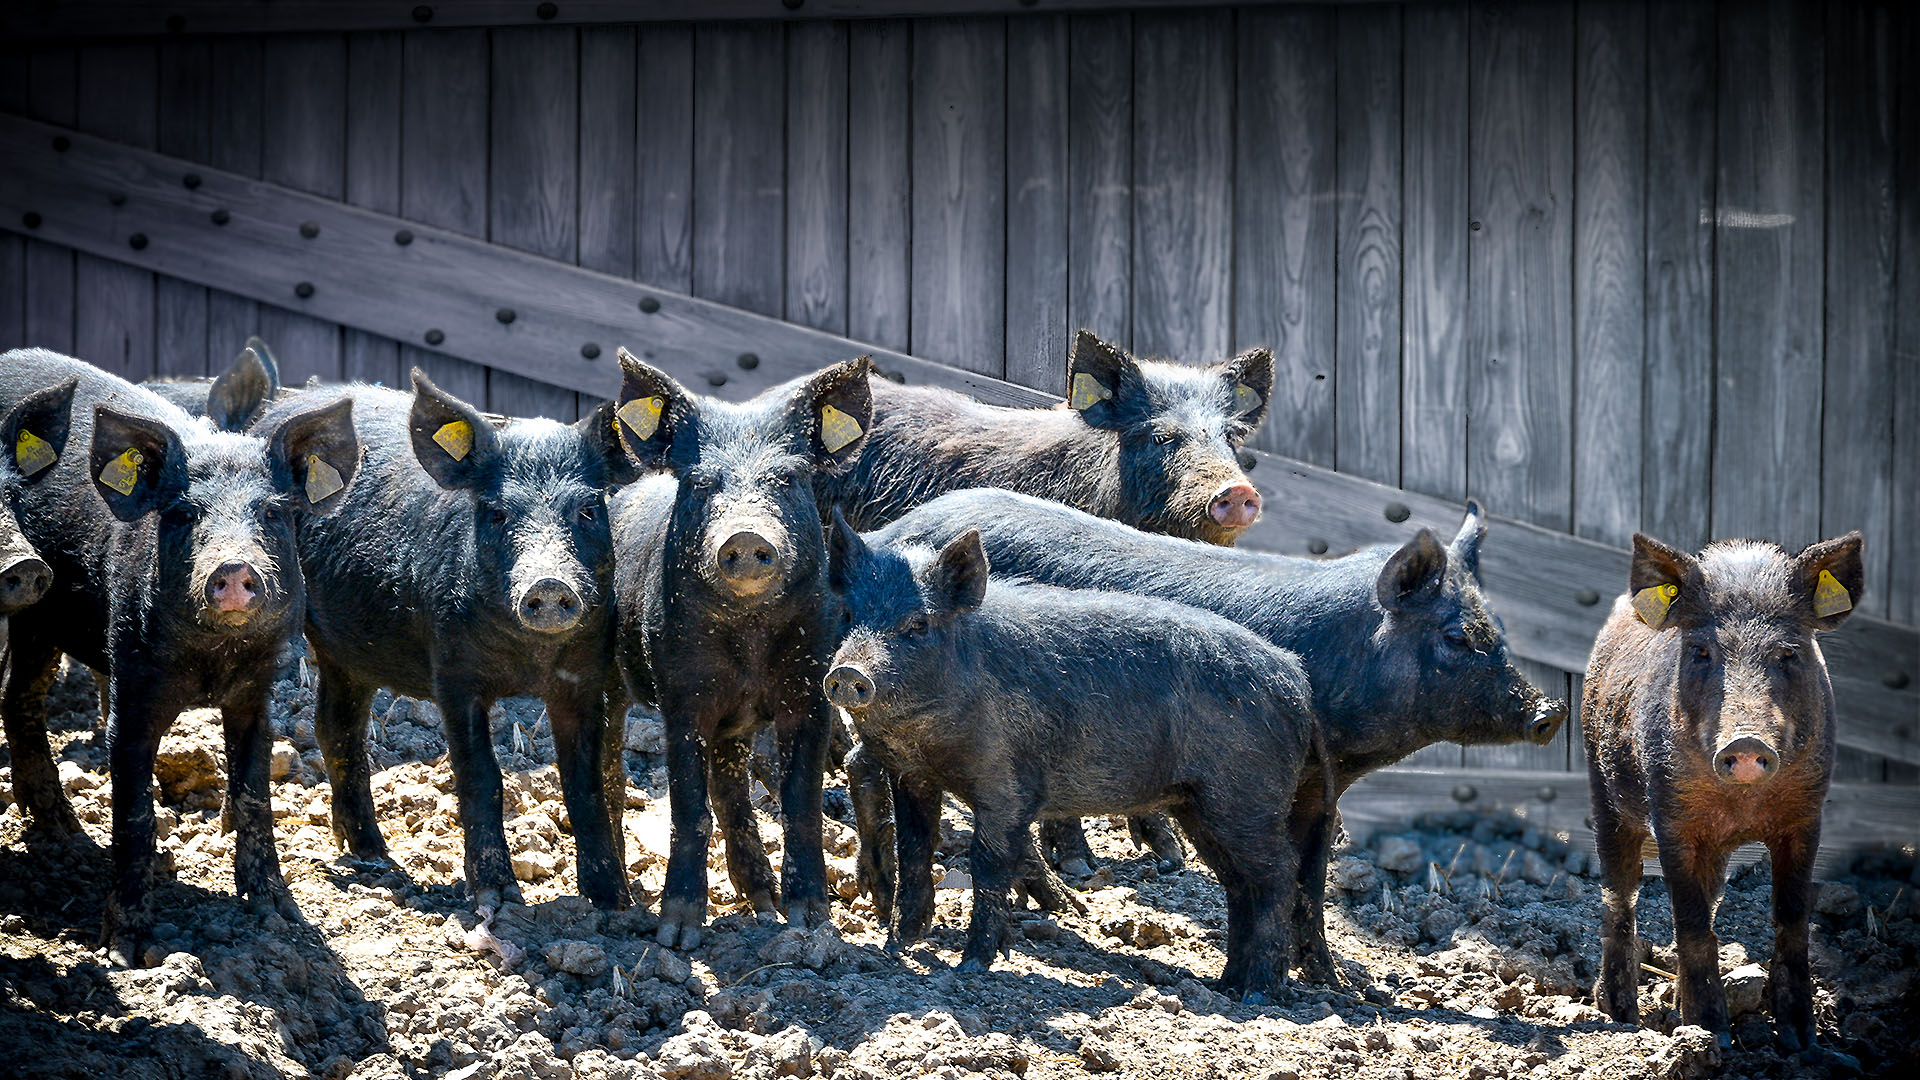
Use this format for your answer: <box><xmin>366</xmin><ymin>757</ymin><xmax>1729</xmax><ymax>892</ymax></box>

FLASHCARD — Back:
<box><xmin>1376</xmin><ymin>835</ymin><xmax>1426</xmax><ymax>874</ymax></box>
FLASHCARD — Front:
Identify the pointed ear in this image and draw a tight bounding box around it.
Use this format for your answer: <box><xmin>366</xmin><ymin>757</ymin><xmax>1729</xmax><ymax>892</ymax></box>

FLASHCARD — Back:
<box><xmin>611</xmin><ymin>347</ymin><xmax>696</xmax><ymax>469</ymax></box>
<box><xmin>1628</xmin><ymin>533</ymin><xmax>1701</xmax><ymax>630</ymax></box>
<box><xmin>576</xmin><ymin>399</ymin><xmax>646</xmax><ymax>487</ymax></box>
<box><xmin>90</xmin><ymin>404</ymin><xmax>186</xmax><ymax>520</ymax></box>
<box><xmin>1065</xmin><ymin>330</ymin><xmax>1144</xmax><ymax>430</ymax></box>
<box><xmin>204</xmin><ymin>339</ymin><xmax>280</xmax><ymax>432</ymax></box>
<box><xmin>1217</xmin><ymin>346</ymin><xmax>1274</xmax><ymax>433</ymax></box>
<box><xmin>928</xmin><ymin>529</ymin><xmax>989</xmax><ymax>615</ymax></box>
<box><xmin>1450</xmin><ymin>499</ymin><xmax>1488</xmax><ymax>578</ymax></box>
<box><xmin>1376</xmin><ymin>528</ymin><xmax>1448</xmax><ymax>612</ymax></box>
<box><xmin>3</xmin><ymin>377</ymin><xmax>78</xmax><ymax>484</ymax></box>
<box><xmin>1793</xmin><ymin>531</ymin><xmax>1864</xmax><ymax>632</ymax></box>
<box><xmin>408</xmin><ymin>368</ymin><xmax>496</xmax><ymax>489</ymax></box>
<box><xmin>271</xmin><ymin>396</ymin><xmax>361</xmax><ymax>515</ymax></box>
<box><xmin>797</xmin><ymin>355</ymin><xmax>874</xmax><ymax>468</ymax></box>
<box><xmin>828</xmin><ymin>505</ymin><xmax>868</xmax><ymax>591</ymax></box>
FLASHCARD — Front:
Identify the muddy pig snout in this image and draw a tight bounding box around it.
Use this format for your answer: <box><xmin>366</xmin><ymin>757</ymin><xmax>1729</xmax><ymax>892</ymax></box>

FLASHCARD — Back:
<box><xmin>0</xmin><ymin>553</ymin><xmax>52</xmax><ymax>613</ymax></box>
<box><xmin>714</xmin><ymin>530</ymin><xmax>783</xmax><ymax>596</ymax></box>
<box><xmin>1715</xmin><ymin>736</ymin><xmax>1778</xmax><ymax>785</ymax></box>
<box><xmin>824</xmin><ymin>665</ymin><xmax>876</xmax><ymax>710</ymax></box>
<box><xmin>204</xmin><ymin>561</ymin><xmax>263</xmax><ymax>622</ymax></box>
<box><xmin>1527</xmin><ymin>701</ymin><xmax>1568</xmax><ymax>745</ymax></box>
<box><xmin>518</xmin><ymin>577</ymin><xmax>584</xmax><ymax>633</ymax></box>
<box><xmin>1208</xmin><ymin>482</ymin><xmax>1262</xmax><ymax>529</ymax></box>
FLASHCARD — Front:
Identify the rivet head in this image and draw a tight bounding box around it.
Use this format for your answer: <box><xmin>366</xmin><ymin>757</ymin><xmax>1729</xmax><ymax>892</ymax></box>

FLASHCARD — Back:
<box><xmin>1237</xmin><ymin>449</ymin><xmax>1257</xmax><ymax>472</ymax></box>
<box><xmin>537</xmin><ymin>1</ymin><xmax>559</xmax><ymax>17</ymax></box>
<box><xmin>424</xmin><ymin>329</ymin><xmax>445</xmax><ymax>346</ymax></box>
<box><xmin>182</xmin><ymin>172</ymin><xmax>201</xmax><ymax>189</ymax></box>
<box><xmin>411</xmin><ymin>4</ymin><xmax>433</xmax><ymax>23</ymax></box>
<box><xmin>1307</xmin><ymin>538</ymin><xmax>1329</xmax><ymax>556</ymax></box>
<box><xmin>1536</xmin><ymin>786</ymin><xmax>1557</xmax><ymax>803</ymax></box>
<box><xmin>1575</xmin><ymin>587</ymin><xmax>1601</xmax><ymax>607</ymax></box>
<box><xmin>1887</xmin><ymin>670</ymin><xmax>1912</xmax><ymax>690</ymax></box>
<box><xmin>165</xmin><ymin>13</ymin><xmax>185</xmax><ymax>32</ymax></box>
<box><xmin>495</xmin><ymin>308</ymin><xmax>516</xmax><ymax>325</ymax></box>
<box><xmin>581</xmin><ymin>343</ymin><xmax>601</xmax><ymax>360</ymax></box>
<box><xmin>128</xmin><ymin>233</ymin><xmax>148</xmax><ymax>250</ymax></box>
<box><xmin>294</xmin><ymin>281</ymin><xmax>314</xmax><ymax>299</ymax></box>
<box><xmin>1471</xmin><ymin>220</ymin><xmax>1483</xmax><ymax>231</ymax></box>
<box><xmin>51</xmin><ymin>135</ymin><xmax>69</xmax><ymax>152</ymax></box>
<box><xmin>1384</xmin><ymin>501</ymin><xmax>1411</xmax><ymax>523</ymax></box>
<box><xmin>638</xmin><ymin>296</ymin><xmax>660</xmax><ymax>314</ymax></box>
<box><xmin>22</xmin><ymin>211</ymin><xmax>41</xmax><ymax>229</ymax></box>
<box><xmin>736</xmin><ymin>352</ymin><xmax>759</xmax><ymax>370</ymax></box>
<box><xmin>211</xmin><ymin>208</ymin><xmax>231</xmax><ymax>225</ymax></box>
<box><xmin>299</xmin><ymin>221</ymin><xmax>320</xmax><ymax>239</ymax></box>
<box><xmin>705</xmin><ymin>372</ymin><xmax>728</xmax><ymax>388</ymax></box>
<box><xmin>108</xmin><ymin>192</ymin><xmax>127</xmax><ymax>207</ymax></box>
<box><xmin>394</xmin><ymin>229</ymin><xmax>414</xmax><ymax>246</ymax></box>
<box><xmin>1452</xmin><ymin>784</ymin><xmax>1477</xmax><ymax>804</ymax></box>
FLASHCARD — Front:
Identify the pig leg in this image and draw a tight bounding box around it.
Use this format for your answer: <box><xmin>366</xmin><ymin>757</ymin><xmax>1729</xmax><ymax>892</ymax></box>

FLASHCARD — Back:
<box><xmin>1127</xmin><ymin>814</ymin><xmax>1187</xmax><ymax>874</ymax></box>
<box><xmin>220</xmin><ymin>690</ymin><xmax>296</xmax><ymax>918</ymax></box>
<box><xmin>1012</xmin><ymin>832</ymin><xmax>1089</xmax><ymax>916</ymax></box>
<box><xmin>774</xmin><ymin>704</ymin><xmax>831</xmax><ymax>929</ymax></box>
<box><xmin>101</xmin><ymin>675</ymin><xmax>174</xmax><ymax>966</ymax></box>
<box><xmin>1286</xmin><ymin>794</ymin><xmax>1341</xmax><ymax>986</ymax></box>
<box><xmin>1039</xmin><ymin>817</ymin><xmax>1097</xmax><ymax>880</ymax></box>
<box><xmin>1592</xmin><ymin>813</ymin><xmax>1648</xmax><ymax>1024</ymax></box>
<box><xmin>708</xmin><ymin>731</ymin><xmax>779</xmax><ymax>917</ymax></box>
<box><xmin>845</xmin><ymin>738</ymin><xmax>897</xmax><ymax>923</ymax></box>
<box><xmin>888</xmin><ymin>775</ymin><xmax>942</xmax><ymax>951</ymax></box>
<box><xmin>1765</xmin><ymin>825</ymin><xmax>1819</xmax><ymax>1053</ymax></box>
<box><xmin>2</xmin><ymin>637</ymin><xmax>83</xmax><ymax>841</ymax></box>
<box><xmin>658</xmin><ymin>706</ymin><xmax>716</xmax><ymax>949</ymax></box>
<box><xmin>547</xmin><ymin>688</ymin><xmax>629</xmax><ymax>910</ymax></box>
<box><xmin>957</xmin><ymin>805</ymin><xmax>1030</xmax><ymax>973</ymax></box>
<box><xmin>311</xmin><ymin>659</ymin><xmax>389</xmax><ymax>864</ymax></box>
<box><xmin>1656</xmin><ymin>835</ymin><xmax>1733</xmax><ymax>1047</ymax></box>
<box><xmin>601</xmin><ymin>691</ymin><xmax>631</xmax><ymax>896</ymax></box>
<box><xmin>438</xmin><ymin>689</ymin><xmax>520</xmax><ymax>911</ymax></box>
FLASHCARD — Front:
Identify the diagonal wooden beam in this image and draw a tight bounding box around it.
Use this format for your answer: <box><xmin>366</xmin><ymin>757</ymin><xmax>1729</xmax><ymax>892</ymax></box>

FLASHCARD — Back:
<box><xmin>0</xmin><ymin>112</ymin><xmax>1913</xmax><ymax>765</ymax></box>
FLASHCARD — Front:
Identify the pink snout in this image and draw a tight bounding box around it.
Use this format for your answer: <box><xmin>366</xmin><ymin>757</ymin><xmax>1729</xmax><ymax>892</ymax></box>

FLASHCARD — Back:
<box><xmin>206</xmin><ymin>561</ymin><xmax>262</xmax><ymax>617</ymax></box>
<box><xmin>1209</xmin><ymin>483</ymin><xmax>1262</xmax><ymax>529</ymax></box>
<box><xmin>1714</xmin><ymin>736</ymin><xmax>1777</xmax><ymax>785</ymax></box>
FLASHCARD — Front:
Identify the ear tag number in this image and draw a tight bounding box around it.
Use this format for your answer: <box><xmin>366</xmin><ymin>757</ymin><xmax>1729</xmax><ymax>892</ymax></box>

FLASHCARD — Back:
<box><xmin>1069</xmin><ymin>372</ymin><xmax>1112</xmax><ymax>411</ymax></box>
<box><xmin>1233</xmin><ymin>383</ymin><xmax>1264</xmax><ymax>416</ymax></box>
<box><xmin>305</xmin><ymin>454</ymin><xmax>345</xmax><ymax>504</ymax></box>
<box><xmin>1632</xmin><ymin>582</ymin><xmax>1679</xmax><ymax>630</ymax></box>
<box><xmin>1813</xmin><ymin>570</ymin><xmax>1852</xmax><ymax>619</ymax></box>
<box><xmin>819</xmin><ymin>404</ymin><xmax>864</xmax><ymax>454</ymax></box>
<box><xmin>616</xmin><ymin>396</ymin><xmax>664</xmax><ymax>441</ymax></box>
<box><xmin>99</xmin><ymin>447</ymin><xmax>144</xmax><ymax>496</ymax></box>
<box><xmin>432</xmin><ymin>420</ymin><xmax>473</xmax><ymax>461</ymax></box>
<box><xmin>14</xmin><ymin>430</ymin><xmax>56</xmax><ymax>476</ymax></box>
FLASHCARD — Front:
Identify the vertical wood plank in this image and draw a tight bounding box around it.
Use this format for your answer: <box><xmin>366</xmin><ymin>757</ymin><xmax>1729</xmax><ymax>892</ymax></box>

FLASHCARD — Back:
<box><xmin>1132</xmin><ymin>10</ymin><xmax>1231</xmax><ymax>365</ymax></box>
<box><xmin>694</xmin><ymin>23</ymin><xmax>786</xmax><ymax>319</ymax></box>
<box><xmin>1334</xmin><ymin>4</ymin><xmax>1403</xmax><ymax>485</ymax></box>
<box><xmin>636</xmin><ymin>24</ymin><xmax>694</xmax><ymax>295</ymax></box>
<box><xmin>1003</xmin><ymin>14</ymin><xmax>1069</xmax><ymax>392</ymax></box>
<box><xmin>1067</xmin><ymin>13</ymin><xmax>1132</xmax><ymax>358</ymax></box>
<box><xmin>1712</xmin><ymin>0</ymin><xmax>1824</xmax><ymax>551</ymax></box>
<box><xmin>848</xmin><ymin>20</ymin><xmax>912</xmax><ymax>354</ymax></box>
<box><xmin>258</xmin><ymin>33</ymin><xmax>345</xmax><ymax>387</ymax></box>
<box><xmin>1468</xmin><ymin>0</ymin><xmax>1575</xmax><ymax>532</ymax></box>
<box><xmin>0</xmin><ymin>65</ymin><xmax>22</xmax><ymax>351</ymax></box>
<box><xmin>74</xmin><ymin>43</ymin><xmax>157</xmax><ymax>380</ymax></box>
<box><xmin>205</xmin><ymin>36</ymin><xmax>263</xmax><ymax>370</ymax></box>
<box><xmin>1234</xmin><ymin>7</ymin><xmax>1336</xmax><ymax>463</ymax></box>
<box><xmin>401</xmin><ymin>28</ymin><xmax>490</xmax><ymax>405</ymax></box>
<box><xmin>786</xmin><ymin>20</ymin><xmax>850</xmax><ymax>336</ymax></box>
<box><xmin>911</xmin><ymin>18</ymin><xmax>1006</xmax><ymax>376</ymax></box>
<box><xmin>155</xmin><ymin>40</ymin><xmax>210</xmax><ymax>376</ymax></box>
<box><xmin>343</xmin><ymin>30</ymin><xmax>403</xmax><ymax>389</ymax></box>
<box><xmin>1893</xmin><ymin>7</ymin><xmax>1920</xmax><ymax>627</ymax></box>
<box><xmin>24</xmin><ymin>50</ymin><xmax>76</xmax><ymax>357</ymax></box>
<box><xmin>580</xmin><ymin>25</ymin><xmax>636</xmax><ymax>281</ymax></box>
<box><xmin>1642</xmin><ymin>0</ymin><xmax>1716</xmax><ymax>554</ymax></box>
<box><xmin>1572</xmin><ymin>0</ymin><xmax>1647</xmax><ymax>549</ymax></box>
<box><xmin>489</xmin><ymin>25</ymin><xmax>581</xmax><ymax>419</ymax></box>
<box><xmin>1820</xmin><ymin>0</ymin><xmax>1897</xmax><ymax>615</ymax></box>
<box><xmin>1400</xmin><ymin>3</ymin><xmax>1470</xmax><ymax>502</ymax></box>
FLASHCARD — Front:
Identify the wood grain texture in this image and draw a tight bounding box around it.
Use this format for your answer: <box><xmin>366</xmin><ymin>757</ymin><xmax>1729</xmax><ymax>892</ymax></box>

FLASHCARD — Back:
<box><xmin>786</xmin><ymin>20</ymin><xmax>850</xmax><ymax>336</ymax></box>
<box><xmin>73</xmin><ymin>43</ymin><xmax>156</xmax><ymax>380</ymax></box>
<box><xmin>1334</xmin><ymin>3</ymin><xmax>1402</xmax><ymax>485</ymax></box>
<box><xmin>1894</xmin><ymin>6</ymin><xmax>1920</xmax><ymax>627</ymax></box>
<box><xmin>257</xmin><ymin>33</ymin><xmax>344</xmax><ymax>387</ymax></box>
<box><xmin>155</xmin><ymin>40</ymin><xmax>210</xmax><ymax>375</ymax></box>
<box><xmin>1066</xmin><ymin>12</ymin><xmax>1132</xmax><ymax>357</ymax></box>
<box><xmin>1003</xmin><ymin>14</ymin><xmax>1070</xmax><ymax>393</ymax></box>
<box><xmin>579</xmin><ymin>26</ymin><xmax>636</xmax><ymax>282</ymax></box>
<box><xmin>204</xmin><ymin>35</ymin><xmax>262</xmax><ymax>367</ymax></box>
<box><xmin>1399</xmin><ymin>2</ymin><xmax>1470</xmax><ymax>502</ymax></box>
<box><xmin>1571</xmin><ymin>0</ymin><xmax>1646</xmax><ymax>549</ymax></box>
<box><xmin>694</xmin><ymin>23</ymin><xmax>786</xmax><ymax>319</ymax></box>
<box><xmin>1234</xmin><ymin>6</ymin><xmax>1336</xmax><ymax>464</ymax></box>
<box><xmin>0</xmin><ymin>66</ymin><xmax>24</xmax><ymax>351</ymax></box>
<box><xmin>1131</xmin><ymin>9</ymin><xmax>1231</xmax><ymax>365</ymax></box>
<box><xmin>848</xmin><ymin>20</ymin><xmax>913</xmax><ymax>354</ymax></box>
<box><xmin>1467</xmin><ymin>0</ymin><xmax>1574</xmax><ymax>533</ymax></box>
<box><xmin>342</xmin><ymin>30</ymin><xmax>402</xmax><ymax>388</ymax></box>
<box><xmin>1712</xmin><ymin>0</ymin><xmax>1824</xmax><ymax>551</ymax></box>
<box><xmin>23</xmin><ymin>49</ymin><xmax>77</xmax><ymax>356</ymax></box>
<box><xmin>636</xmin><ymin>24</ymin><xmax>694</xmax><ymax>295</ymax></box>
<box><xmin>399</xmin><ymin>28</ymin><xmax>488</xmax><ymax>405</ymax></box>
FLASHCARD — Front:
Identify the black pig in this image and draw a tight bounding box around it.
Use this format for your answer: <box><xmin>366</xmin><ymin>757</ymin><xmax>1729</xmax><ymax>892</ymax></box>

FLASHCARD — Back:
<box><xmin>144</xmin><ymin>336</ymin><xmax>283</xmax><ymax>432</ymax></box>
<box><xmin>610</xmin><ymin>350</ymin><xmax>872</xmax><ymax>949</ymax></box>
<box><xmin>826</xmin><ymin>519</ymin><xmax>1321</xmax><ymax>1001</ymax></box>
<box><xmin>253</xmin><ymin>370</ymin><xmax>641</xmax><ymax>912</ymax></box>
<box><xmin>1585</xmin><ymin>532</ymin><xmax>1861</xmax><ymax>1059</ymax></box>
<box><xmin>0</xmin><ymin>349</ymin><xmax>360</xmax><ymax>962</ymax></box>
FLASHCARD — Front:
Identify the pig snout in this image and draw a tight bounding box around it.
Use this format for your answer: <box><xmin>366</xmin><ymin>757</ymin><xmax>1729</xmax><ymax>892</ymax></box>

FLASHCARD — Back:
<box><xmin>824</xmin><ymin>665</ymin><xmax>876</xmax><ymax>710</ymax></box>
<box><xmin>518</xmin><ymin>577</ymin><xmax>584</xmax><ymax>633</ymax></box>
<box><xmin>1208</xmin><ymin>482</ymin><xmax>1262</xmax><ymax>529</ymax></box>
<box><xmin>714</xmin><ymin>530</ymin><xmax>782</xmax><ymax>595</ymax></box>
<box><xmin>204</xmin><ymin>560</ymin><xmax>264</xmax><ymax>622</ymax></box>
<box><xmin>1527</xmin><ymin>702</ymin><xmax>1567</xmax><ymax>745</ymax></box>
<box><xmin>0</xmin><ymin>553</ymin><xmax>52</xmax><ymax>613</ymax></box>
<box><xmin>1714</xmin><ymin>736</ymin><xmax>1778</xmax><ymax>785</ymax></box>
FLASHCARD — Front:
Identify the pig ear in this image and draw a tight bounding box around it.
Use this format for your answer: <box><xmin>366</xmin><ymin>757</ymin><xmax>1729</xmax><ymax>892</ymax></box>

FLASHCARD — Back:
<box><xmin>408</xmin><ymin>368</ymin><xmax>497</xmax><ymax>489</ymax></box>
<box><xmin>1792</xmin><ymin>531</ymin><xmax>1864</xmax><ymax>632</ymax></box>
<box><xmin>1376</xmin><ymin>528</ymin><xmax>1448</xmax><ymax>613</ymax></box>
<box><xmin>1627</xmin><ymin>533</ymin><xmax>1700</xmax><ymax>630</ymax></box>
<box><xmin>3</xmin><ymin>377</ymin><xmax>78</xmax><ymax>485</ymax></box>
<box><xmin>575</xmin><ymin>400</ymin><xmax>646</xmax><ymax>487</ymax></box>
<box><xmin>90</xmin><ymin>403</ymin><xmax>186</xmax><ymax>520</ymax></box>
<box><xmin>1065</xmin><ymin>330</ymin><xmax>1143</xmax><ymax>430</ymax></box>
<box><xmin>798</xmin><ymin>355</ymin><xmax>874</xmax><ymax>468</ymax></box>
<box><xmin>929</xmin><ymin>529</ymin><xmax>989</xmax><ymax>615</ymax></box>
<box><xmin>1450</xmin><ymin>500</ymin><xmax>1488</xmax><ymax>578</ymax></box>
<box><xmin>611</xmin><ymin>347</ymin><xmax>695</xmax><ymax>469</ymax></box>
<box><xmin>271</xmin><ymin>396</ymin><xmax>361</xmax><ymax>516</ymax></box>
<box><xmin>1216</xmin><ymin>346</ymin><xmax>1274</xmax><ymax>433</ymax></box>
<box><xmin>204</xmin><ymin>338</ymin><xmax>280</xmax><ymax>432</ymax></box>
<box><xmin>827</xmin><ymin>505</ymin><xmax>868</xmax><ymax>591</ymax></box>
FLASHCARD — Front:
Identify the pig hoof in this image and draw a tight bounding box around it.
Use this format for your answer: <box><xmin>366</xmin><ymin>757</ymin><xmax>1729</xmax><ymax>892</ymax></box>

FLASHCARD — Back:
<box><xmin>656</xmin><ymin>919</ymin><xmax>705</xmax><ymax>951</ymax></box>
<box><xmin>785</xmin><ymin>897</ymin><xmax>830</xmax><ymax>929</ymax></box>
<box><xmin>1800</xmin><ymin>1045</ymin><xmax>1861</xmax><ymax>1074</ymax></box>
<box><xmin>1713</xmin><ymin>1031</ymin><xmax>1732</xmax><ymax>1053</ymax></box>
<box><xmin>1059</xmin><ymin>858</ymin><xmax>1093</xmax><ymax>881</ymax></box>
<box><xmin>1156</xmin><ymin>857</ymin><xmax>1184</xmax><ymax>875</ymax></box>
<box><xmin>1239</xmin><ymin>989</ymin><xmax>1271</xmax><ymax>1006</ymax></box>
<box><xmin>955</xmin><ymin>956</ymin><xmax>991</xmax><ymax>974</ymax></box>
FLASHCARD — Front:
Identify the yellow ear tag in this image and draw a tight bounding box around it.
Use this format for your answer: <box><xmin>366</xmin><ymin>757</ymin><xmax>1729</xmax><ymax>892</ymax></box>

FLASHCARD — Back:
<box><xmin>1233</xmin><ymin>383</ymin><xmax>1264</xmax><ymax>415</ymax></box>
<box><xmin>432</xmin><ymin>420</ymin><xmax>473</xmax><ymax>461</ymax></box>
<box><xmin>819</xmin><ymin>404</ymin><xmax>864</xmax><ymax>454</ymax></box>
<box><xmin>1812</xmin><ymin>569</ymin><xmax>1852</xmax><ymax>619</ymax></box>
<box><xmin>304</xmin><ymin>454</ymin><xmax>345</xmax><ymax>504</ymax></box>
<box><xmin>615</xmin><ymin>396</ymin><xmax>664</xmax><ymax>441</ymax></box>
<box><xmin>1069</xmin><ymin>372</ymin><xmax>1113</xmax><ymax>411</ymax></box>
<box><xmin>98</xmin><ymin>447</ymin><xmax>144</xmax><ymax>497</ymax></box>
<box><xmin>14</xmin><ymin>430</ymin><xmax>56</xmax><ymax>476</ymax></box>
<box><xmin>1632</xmin><ymin>582</ymin><xmax>1680</xmax><ymax>630</ymax></box>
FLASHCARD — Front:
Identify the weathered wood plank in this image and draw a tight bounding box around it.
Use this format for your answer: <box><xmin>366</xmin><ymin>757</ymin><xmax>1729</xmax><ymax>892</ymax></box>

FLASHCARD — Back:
<box><xmin>258</xmin><ymin>33</ymin><xmax>345</xmax><ymax>387</ymax></box>
<box><xmin>488</xmin><ymin>24</ymin><xmax>581</xmax><ymax>420</ymax></box>
<box><xmin>155</xmin><ymin>39</ymin><xmax>210</xmax><ymax>376</ymax></box>
<box><xmin>911</xmin><ymin>17</ymin><xmax>1006</xmax><ymax>376</ymax></box>
<box><xmin>1003</xmin><ymin>14</ymin><xmax>1069</xmax><ymax>393</ymax></box>
<box><xmin>1132</xmin><ymin>9</ymin><xmax>1231</xmax><ymax>365</ymax></box>
<box><xmin>1572</xmin><ymin>0</ymin><xmax>1646</xmax><ymax>549</ymax></box>
<box><xmin>847</xmin><ymin>20</ymin><xmax>912</xmax><ymax>354</ymax></box>
<box><xmin>635</xmin><ymin>24</ymin><xmax>694</xmax><ymax>295</ymax></box>
<box><xmin>1894</xmin><ymin>6</ymin><xmax>1920</xmax><ymax>627</ymax></box>
<box><xmin>342</xmin><ymin>30</ymin><xmax>402</xmax><ymax>389</ymax></box>
<box><xmin>786</xmin><ymin>20</ymin><xmax>850</xmax><ymax>337</ymax></box>
<box><xmin>204</xmin><ymin>35</ymin><xmax>262</xmax><ymax>368</ymax></box>
<box><xmin>1712</xmin><ymin>0</ymin><xmax>1824</xmax><ymax>551</ymax></box>
<box><xmin>1399</xmin><ymin>1</ymin><xmax>1469</xmax><ymax>502</ymax></box>
<box><xmin>73</xmin><ymin>43</ymin><xmax>156</xmax><ymax>380</ymax></box>
<box><xmin>399</xmin><ymin>28</ymin><xmax>489</xmax><ymax>405</ymax></box>
<box><xmin>0</xmin><ymin>65</ymin><xmax>22</xmax><ymax>351</ymax></box>
<box><xmin>694</xmin><ymin>23</ymin><xmax>786</xmax><ymax>320</ymax></box>
<box><xmin>1467</xmin><ymin>0</ymin><xmax>1574</xmax><ymax>533</ymax></box>
<box><xmin>1641</xmin><ymin>0</ymin><xmax>1715</xmax><ymax>555</ymax></box>
<box><xmin>1333</xmin><ymin>3</ymin><xmax>1401</xmax><ymax>486</ymax></box>
<box><xmin>23</xmin><ymin>49</ymin><xmax>77</xmax><ymax>357</ymax></box>
<box><xmin>1234</xmin><ymin>6</ymin><xmax>1335</xmax><ymax>464</ymax></box>
<box><xmin>579</xmin><ymin>26</ymin><xmax>636</xmax><ymax>281</ymax></box>
<box><xmin>1065</xmin><ymin>12</ymin><xmax>1131</xmax><ymax>355</ymax></box>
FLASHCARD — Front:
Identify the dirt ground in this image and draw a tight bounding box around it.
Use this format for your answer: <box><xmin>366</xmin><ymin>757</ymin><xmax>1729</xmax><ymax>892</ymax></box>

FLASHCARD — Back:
<box><xmin>1</xmin><ymin>658</ymin><xmax>1914</xmax><ymax>1080</ymax></box>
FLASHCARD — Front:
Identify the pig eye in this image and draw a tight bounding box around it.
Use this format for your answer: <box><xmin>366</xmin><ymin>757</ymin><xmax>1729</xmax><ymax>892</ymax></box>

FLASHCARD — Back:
<box><xmin>1689</xmin><ymin>644</ymin><xmax>1713</xmax><ymax>665</ymax></box>
<box><xmin>577</xmin><ymin>504</ymin><xmax>597</xmax><ymax>523</ymax></box>
<box><xmin>690</xmin><ymin>474</ymin><xmax>718</xmax><ymax>492</ymax></box>
<box><xmin>1442</xmin><ymin>629</ymin><xmax>1472</xmax><ymax>651</ymax></box>
<box><xmin>1772</xmin><ymin>645</ymin><xmax>1798</xmax><ymax>665</ymax></box>
<box><xmin>900</xmin><ymin>615</ymin><xmax>930</xmax><ymax>639</ymax></box>
<box><xmin>1152</xmin><ymin>429</ymin><xmax>1176</xmax><ymax>446</ymax></box>
<box><xmin>262</xmin><ymin>505</ymin><xmax>281</xmax><ymax>522</ymax></box>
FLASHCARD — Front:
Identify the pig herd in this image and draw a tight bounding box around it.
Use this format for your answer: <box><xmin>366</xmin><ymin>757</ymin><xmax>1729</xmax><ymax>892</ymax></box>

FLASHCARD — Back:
<box><xmin>0</xmin><ymin>331</ymin><xmax>1863</xmax><ymax>1055</ymax></box>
